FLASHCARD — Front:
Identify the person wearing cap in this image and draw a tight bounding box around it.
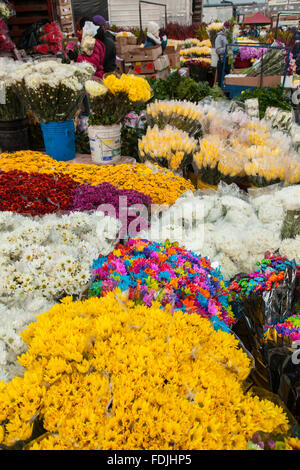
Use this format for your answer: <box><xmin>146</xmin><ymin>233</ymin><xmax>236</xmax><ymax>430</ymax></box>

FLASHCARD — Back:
<box><xmin>144</xmin><ymin>21</ymin><xmax>167</xmax><ymax>52</ymax></box>
<box><xmin>215</xmin><ymin>26</ymin><xmax>230</xmax><ymax>88</ymax></box>
<box><xmin>93</xmin><ymin>15</ymin><xmax>116</xmax><ymax>74</ymax></box>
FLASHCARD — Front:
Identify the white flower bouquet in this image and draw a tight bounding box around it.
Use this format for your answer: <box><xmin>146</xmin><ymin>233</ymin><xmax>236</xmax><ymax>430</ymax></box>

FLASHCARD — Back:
<box><xmin>14</xmin><ymin>60</ymin><xmax>95</xmax><ymax>123</ymax></box>
<box><xmin>0</xmin><ymin>58</ymin><xmax>25</xmax><ymax>121</ymax></box>
<box><xmin>0</xmin><ymin>1</ymin><xmax>15</xmax><ymax>21</ymax></box>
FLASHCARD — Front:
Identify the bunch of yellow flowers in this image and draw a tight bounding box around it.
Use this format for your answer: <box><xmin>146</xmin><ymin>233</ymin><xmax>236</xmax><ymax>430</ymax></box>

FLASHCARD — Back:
<box><xmin>103</xmin><ymin>73</ymin><xmax>152</xmax><ymax>102</ymax></box>
<box><xmin>0</xmin><ymin>151</ymin><xmax>194</xmax><ymax>205</ymax></box>
<box><xmin>0</xmin><ymin>290</ymin><xmax>291</xmax><ymax>450</ymax></box>
<box><xmin>138</xmin><ymin>125</ymin><xmax>198</xmax><ymax>172</ymax></box>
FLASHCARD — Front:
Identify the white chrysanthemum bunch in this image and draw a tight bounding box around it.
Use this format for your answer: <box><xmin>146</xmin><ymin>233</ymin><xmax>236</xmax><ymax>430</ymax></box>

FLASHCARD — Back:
<box><xmin>0</xmin><ymin>211</ymin><xmax>120</xmax><ymax>308</ymax></box>
<box><xmin>13</xmin><ymin>60</ymin><xmax>95</xmax><ymax>122</ymax></box>
<box><xmin>0</xmin><ymin>211</ymin><xmax>120</xmax><ymax>381</ymax></box>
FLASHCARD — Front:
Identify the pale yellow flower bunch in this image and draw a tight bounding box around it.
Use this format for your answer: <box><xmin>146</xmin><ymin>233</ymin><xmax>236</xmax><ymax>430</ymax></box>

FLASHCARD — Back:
<box><xmin>146</xmin><ymin>100</ymin><xmax>204</xmax><ymax>122</ymax></box>
<box><xmin>139</xmin><ymin>125</ymin><xmax>198</xmax><ymax>171</ymax></box>
<box><xmin>179</xmin><ymin>46</ymin><xmax>211</xmax><ymax>56</ymax></box>
<box><xmin>207</xmin><ymin>22</ymin><xmax>224</xmax><ymax>32</ymax></box>
<box><xmin>193</xmin><ymin>135</ymin><xmax>225</xmax><ymax>171</ymax></box>
<box><xmin>85</xmin><ymin>80</ymin><xmax>108</xmax><ymax>97</ymax></box>
<box><xmin>0</xmin><ymin>291</ymin><xmax>290</xmax><ymax>450</ymax></box>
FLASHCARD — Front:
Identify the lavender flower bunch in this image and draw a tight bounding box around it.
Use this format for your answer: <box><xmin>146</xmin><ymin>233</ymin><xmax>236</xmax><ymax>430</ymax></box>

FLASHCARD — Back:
<box><xmin>69</xmin><ymin>182</ymin><xmax>153</xmax><ymax>235</ymax></box>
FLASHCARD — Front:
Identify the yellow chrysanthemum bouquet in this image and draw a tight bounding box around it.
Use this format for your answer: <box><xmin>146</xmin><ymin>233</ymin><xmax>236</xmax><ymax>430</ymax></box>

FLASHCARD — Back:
<box><xmin>0</xmin><ymin>290</ymin><xmax>292</xmax><ymax>450</ymax></box>
<box><xmin>138</xmin><ymin>125</ymin><xmax>198</xmax><ymax>174</ymax></box>
<box><xmin>86</xmin><ymin>73</ymin><xmax>152</xmax><ymax>126</ymax></box>
<box><xmin>146</xmin><ymin>100</ymin><xmax>204</xmax><ymax>139</ymax></box>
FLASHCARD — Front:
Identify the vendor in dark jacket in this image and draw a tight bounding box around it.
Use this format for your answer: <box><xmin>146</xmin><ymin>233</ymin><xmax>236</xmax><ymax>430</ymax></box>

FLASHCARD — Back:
<box><xmin>93</xmin><ymin>15</ymin><xmax>116</xmax><ymax>73</ymax></box>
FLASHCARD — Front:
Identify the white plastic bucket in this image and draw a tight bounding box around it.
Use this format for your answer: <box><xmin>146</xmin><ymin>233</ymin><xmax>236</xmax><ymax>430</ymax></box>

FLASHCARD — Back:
<box><xmin>211</xmin><ymin>48</ymin><xmax>218</xmax><ymax>67</ymax></box>
<box><xmin>88</xmin><ymin>124</ymin><xmax>121</xmax><ymax>164</ymax></box>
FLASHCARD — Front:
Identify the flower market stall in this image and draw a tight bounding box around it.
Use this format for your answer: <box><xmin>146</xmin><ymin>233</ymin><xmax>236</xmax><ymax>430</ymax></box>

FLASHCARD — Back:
<box><xmin>0</xmin><ymin>13</ymin><xmax>300</xmax><ymax>452</ymax></box>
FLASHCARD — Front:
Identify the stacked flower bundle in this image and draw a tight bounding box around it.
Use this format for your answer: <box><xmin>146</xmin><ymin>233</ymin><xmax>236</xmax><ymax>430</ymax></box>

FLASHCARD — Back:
<box><xmin>0</xmin><ymin>151</ymin><xmax>195</xmax><ymax>206</ymax></box>
<box><xmin>0</xmin><ymin>170</ymin><xmax>79</xmax><ymax>216</ymax></box>
<box><xmin>0</xmin><ymin>290</ymin><xmax>294</xmax><ymax>450</ymax></box>
<box><xmin>179</xmin><ymin>44</ymin><xmax>212</xmax><ymax>68</ymax></box>
<box><xmin>138</xmin><ymin>125</ymin><xmax>198</xmax><ymax>173</ymax></box>
<box><xmin>13</xmin><ymin>60</ymin><xmax>95</xmax><ymax>123</ymax></box>
<box><xmin>192</xmin><ymin>102</ymin><xmax>300</xmax><ymax>188</ymax></box>
<box><xmin>89</xmin><ymin>239</ymin><xmax>236</xmax><ymax>332</ymax></box>
<box><xmin>33</xmin><ymin>22</ymin><xmax>64</xmax><ymax>55</ymax></box>
<box><xmin>146</xmin><ymin>100</ymin><xmax>203</xmax><ymax>138</ymax></box>
<box><xmin>86</xmin><ymin>74</ymin><xmax>152</xmax><ymax>126</ymax></box>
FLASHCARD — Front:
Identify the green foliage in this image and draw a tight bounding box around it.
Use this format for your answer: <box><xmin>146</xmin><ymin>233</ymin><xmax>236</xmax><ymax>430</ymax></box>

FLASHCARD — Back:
<box><xmin>121</xmin><ymin>125</ymin><xmax>147</xmax><ymax>161</ymax></box>
<box><xmin>147</xmin><ymin>72</ymin><xmax>221</xmax><ymax>103</ymax></box>
<box><xmin>75</xmin><ymin>130</ymin><xmax>91</xmax><ymax>155</ymax></box>
<box><xmin>234</xmin><ymin>86</ymin><xmax>292</xmax><ymax>119</ymax></box>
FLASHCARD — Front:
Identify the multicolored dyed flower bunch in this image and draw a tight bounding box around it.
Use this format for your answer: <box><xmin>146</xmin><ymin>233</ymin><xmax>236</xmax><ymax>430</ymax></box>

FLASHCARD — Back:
<box><xmin>0</xmin><ymin>290</ymin><xmax>292</xmax><ymax>450</ymax></box>
<box><xmin>0</xmin><ymin>151</ymin><xmax>194</xmax><ymax>206</ymax></box>
<box><xmin>229</xmin><ymin>253</ymin><xmax>300</xmax><ymax>343</ymax></box>
<box><xmin>264</xmin><ymin>314</ymin><xmax>300</xmax><ymax>342</ymax></box>
<box><xmin>229</xmin><ymin>254</ymin><xmax>300</xmax><ymax>299</ymax></box>
<box><xmin>70</xmin><ymin>182</ymin><xmax>152</xmax><ymax>234</ymax></box>
<box><xmin>89</xmin><ymin>239</ymin><xmax>236</xmax><ymax>331</ymax></box>
<box><xmin>0</xmin><ymin>170</ymin><xmax>79</xmax><ymax>216</ymax></box>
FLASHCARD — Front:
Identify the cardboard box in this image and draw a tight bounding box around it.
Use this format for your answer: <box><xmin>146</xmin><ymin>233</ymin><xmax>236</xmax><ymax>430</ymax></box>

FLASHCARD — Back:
<box><xmin>60</xmin><ymin>14</ymin><xmax>73</xmax><ymax>27</ymax></box>
<box><xmin>140</xmin><ymin>68</ymin><xmax>169</xmax><ymax>80</ymax></box>
<box><xmin>57</xmin><ymin>4</ymin><xmax>72</xmax><ymax>16</ymax></box>
<box><xmin>164</xmin><ymin>52</ymin><xmax>180</xmax><ymax>68</ymax></box>
<box><xmin>225</xmin><ymin>74</ymin><xmax>282</xmax><ymax>88</ymax></box>
<box><xmin>122</xmin><ymin>45</ymin><xmax>162</xmax><ymax>62</ymax></box>
<box><xmin>116</xmin><ymin>58</ymin><xmax>125</xmax><ymax>75</ymax></box>
<box><xmin>154</xmin><ymin>54</ymin><xmax>169</xmax><ymax>71</ymax></box>
<box><xmin>125</xmin><ymin>55</ymin><xmax>169</xmax><ymax>75</ymax></box>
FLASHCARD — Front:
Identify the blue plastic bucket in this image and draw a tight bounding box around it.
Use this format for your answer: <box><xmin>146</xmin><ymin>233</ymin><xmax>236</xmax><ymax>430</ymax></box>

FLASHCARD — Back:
<box><xmin>41</xmin><ymin>120</ymin><xmax>76</xmax><ymax>161</ymax></box>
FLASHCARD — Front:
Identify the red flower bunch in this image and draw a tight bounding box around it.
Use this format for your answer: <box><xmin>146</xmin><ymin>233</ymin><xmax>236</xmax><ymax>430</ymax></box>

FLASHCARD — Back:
<box><xmin>0</xmin><ymin>18</ymin><xmax>14</xmax><ymax>52</ymax></box>
<box><xmin>33</xmin><ymin>21</ymin><xmax>63</xmax><ymax>55</ymax></box>
<box><xmin>0</xmin><ymin>170</ymin><xmax>79</xmax><ymax>216</ymax></box>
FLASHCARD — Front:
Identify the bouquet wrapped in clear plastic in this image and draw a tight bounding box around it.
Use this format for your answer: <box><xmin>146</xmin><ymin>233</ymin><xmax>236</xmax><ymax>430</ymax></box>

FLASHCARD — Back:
<box><xmin>138</xmin><ymin>125</ymin><xmax>198</xmax><ymax>175</ymax></box>
<box><xmin>146</xmin><ymin>100</ymin><xmax>203</xmax><ymax>138</ymax></box>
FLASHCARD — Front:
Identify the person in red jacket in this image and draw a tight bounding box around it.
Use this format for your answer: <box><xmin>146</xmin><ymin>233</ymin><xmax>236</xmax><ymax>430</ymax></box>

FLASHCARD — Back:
<box><xmin>76</xmin><ymin>17</ymin><xmax>106</xmax><ymax>80</ymax></box>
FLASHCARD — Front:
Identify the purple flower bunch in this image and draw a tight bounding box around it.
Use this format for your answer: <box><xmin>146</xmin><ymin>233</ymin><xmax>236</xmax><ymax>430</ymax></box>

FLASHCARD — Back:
<box><xmin>69</xmin><ymin>182</ymin><xmax>153</xmax><ymax>233</ymax></box>
<box><xmin>239</xmin><ymin>46</ymin><xmax>268</xmax><ymax>61</ymax></box>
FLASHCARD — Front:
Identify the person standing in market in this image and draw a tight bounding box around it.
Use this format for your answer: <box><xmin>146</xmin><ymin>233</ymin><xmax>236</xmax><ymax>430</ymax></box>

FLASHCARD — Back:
<box><xmin>215</xmin><ymin>26</ymin><xmax>229</xmax><ymax>88</ymax></box>
<box><xmin>144</xmin><ymin>21</ymin><xmax>167</xmax><ymax>52</ymax></box>
<box><xmin>76</xmin><ymin>17</ymin><xmax>106</xmax><ymax>80</ymax></box>
<box><xmin>92</xmin><ymin>15</ymin><xmax>116</xmax><ymax>74</ymax></box>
